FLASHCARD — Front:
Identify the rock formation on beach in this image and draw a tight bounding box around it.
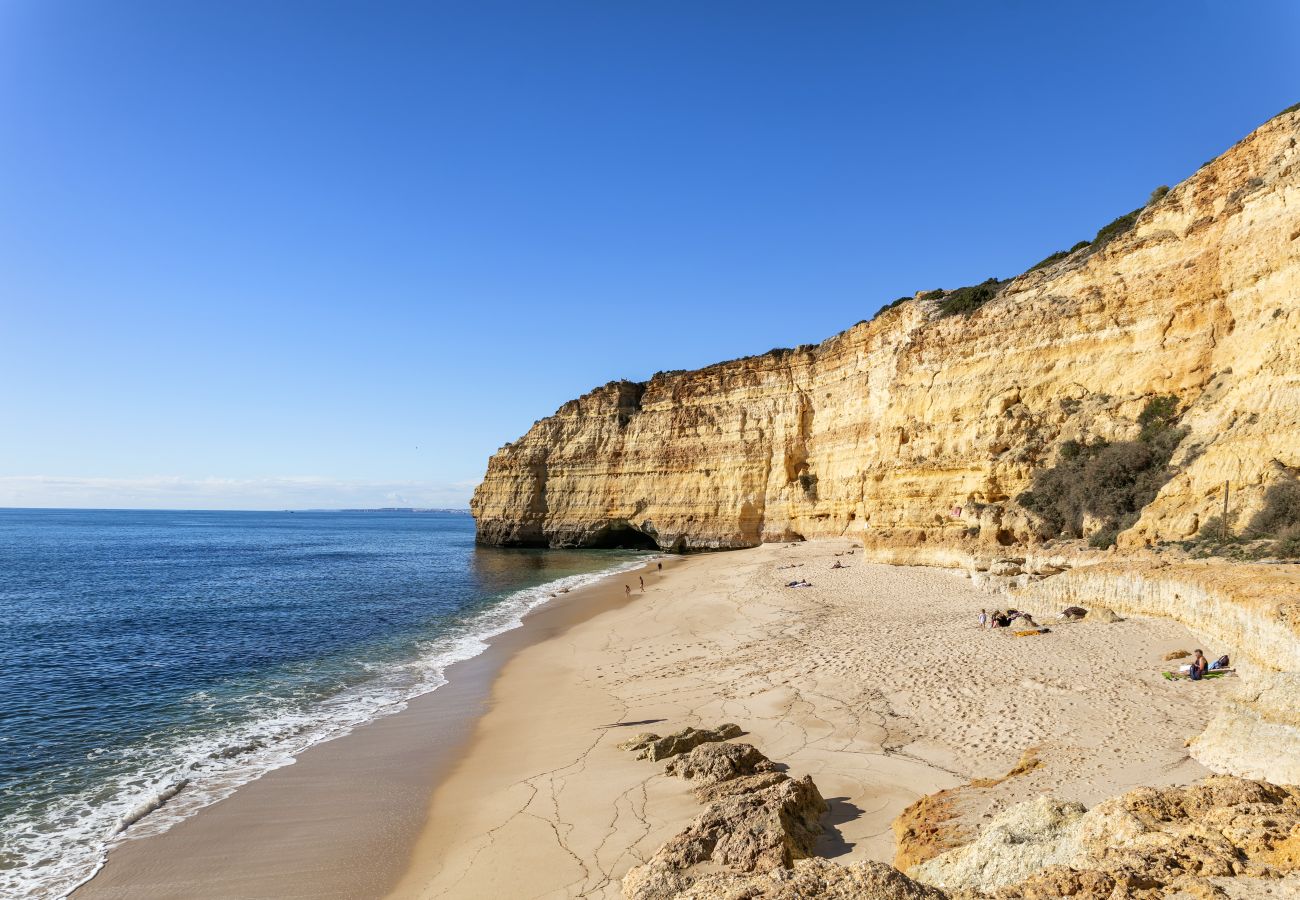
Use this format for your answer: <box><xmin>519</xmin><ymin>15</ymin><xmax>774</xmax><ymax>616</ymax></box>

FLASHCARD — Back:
<box><xmin>915</xmin><ymin>775</ymin><xmax>1300</xmax><ymax>899</ymax></box>
<box><xmin>473</xmin><ymin>108</ymin><xmax>1300</xmax><ymax>554</ymax></box>
<box><xmin>620</xmin><ymin>730</ymin><xmax>831</xmax><ymax>900</ymax></box>
<box><xmin>622</xmin><ymin>730</ymin><xmax>1300</xmax><ymax>900</ymax></box>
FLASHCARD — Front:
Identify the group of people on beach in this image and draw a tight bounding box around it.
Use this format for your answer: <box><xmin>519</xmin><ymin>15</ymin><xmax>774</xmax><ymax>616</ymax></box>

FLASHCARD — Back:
<box><xmin>624</xmin><ymin>561</ymin><xmax>663</xmax><ymax>597</ymax></box>
<box><xmin>978</xmin><ymin>608</ymin><xmax>1037</xmax><ymax>629</ymax></box>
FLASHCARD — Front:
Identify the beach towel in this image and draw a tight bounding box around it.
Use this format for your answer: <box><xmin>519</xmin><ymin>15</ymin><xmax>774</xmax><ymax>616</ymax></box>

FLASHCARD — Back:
<box><xmin>1162</xmin><ymin>670</ymin><xmax>1231</xmax><ymax>681</ymax></box>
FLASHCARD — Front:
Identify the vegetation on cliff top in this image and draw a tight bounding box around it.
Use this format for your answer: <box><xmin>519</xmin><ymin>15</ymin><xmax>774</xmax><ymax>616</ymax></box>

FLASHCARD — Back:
<box><xmin>1017</xmin><ymin>396</ymin><xmax>1185</xmax><ymax>547</ymax></box>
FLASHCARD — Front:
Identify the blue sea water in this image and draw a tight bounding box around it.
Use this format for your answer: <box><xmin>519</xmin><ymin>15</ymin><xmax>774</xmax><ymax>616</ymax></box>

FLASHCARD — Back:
<box><xmin>0</xmin><ymin>508</ymin><xmax>647</xmax><ymax>899</ymax></box>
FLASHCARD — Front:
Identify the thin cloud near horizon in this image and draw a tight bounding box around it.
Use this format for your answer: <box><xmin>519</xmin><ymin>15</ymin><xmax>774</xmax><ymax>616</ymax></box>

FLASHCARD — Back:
<box><xmin>0</xmin><ymin>475</ymin><xmax>477</xmax><ymax>511</ymax></box>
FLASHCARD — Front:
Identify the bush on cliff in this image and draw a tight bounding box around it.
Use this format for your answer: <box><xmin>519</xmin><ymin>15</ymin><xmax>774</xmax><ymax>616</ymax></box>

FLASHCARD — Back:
<box><xmin>1091</xmin><ymin>206</ymin><xmax>1143</xmax><ymax>249</ymax></box>
<box><xmin>1027</xmin><ymin>241</ymin><xmax>1091</xmax><ymax>273</ymax></box>
<box><xmin>1017</xmin><ymin>396</ymin><xmax>1185</xmax><ymax>543</ymax></box>
<box><xmin>867</xmin><ymin>295</ymin><xmax>913</xmax><ymax>322</ymax></box>
<box><xmin>937</xmin><ymin>278</ymin><xmax>1005</xmax><ymax>317</ymax></box>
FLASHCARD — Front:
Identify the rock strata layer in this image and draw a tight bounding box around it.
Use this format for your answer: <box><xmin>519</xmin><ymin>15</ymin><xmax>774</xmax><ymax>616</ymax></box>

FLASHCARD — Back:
<box><xmin>473</xmin><ymin>109</ymin><xmax>1300</xmax><ymax>553</ymax></box>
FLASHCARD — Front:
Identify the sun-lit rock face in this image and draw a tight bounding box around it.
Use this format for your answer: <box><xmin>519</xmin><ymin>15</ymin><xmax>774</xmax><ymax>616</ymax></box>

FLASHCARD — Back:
<box><xmin>472</xmin><ymin>110</ymin><xmax>1300</xmax><ymax>552</ymax></box>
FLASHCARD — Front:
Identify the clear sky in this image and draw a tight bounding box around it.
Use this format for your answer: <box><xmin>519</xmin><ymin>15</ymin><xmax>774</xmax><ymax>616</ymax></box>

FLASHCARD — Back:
<box><xmin>2</xmin><ymin>1</ymin><xmax>1297</xmax><ymax>510</ymax></box>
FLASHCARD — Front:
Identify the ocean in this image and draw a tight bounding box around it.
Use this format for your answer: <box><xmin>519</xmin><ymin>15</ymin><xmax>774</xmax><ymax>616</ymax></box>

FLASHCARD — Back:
<box><xmin>0</xmin><ymin>508</ymin><xmax>647</xmax><ymax>899</ymax></box>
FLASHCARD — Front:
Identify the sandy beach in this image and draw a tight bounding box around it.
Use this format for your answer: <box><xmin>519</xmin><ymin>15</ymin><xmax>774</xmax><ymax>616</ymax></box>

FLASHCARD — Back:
<box><xmin>387</xmin><ymin>540</ymin><xmax>1219</xmax><ymax>898</ymax></box>
<box><xmin>73</xmin><ymin>541</ymin><xmax>1225</xmax><ymax>898</ymax></box>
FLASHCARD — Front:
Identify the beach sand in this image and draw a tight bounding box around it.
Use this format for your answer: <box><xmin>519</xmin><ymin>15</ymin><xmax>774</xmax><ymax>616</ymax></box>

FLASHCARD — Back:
<box><xmin>75</xmin><ymin>542</ymin><xmax>1223</xmax><ymax>899</ymax></box>
<box><xmin>388</xmin><ymin>540</ymin><xmax>1220</xmax><ymax>898</ymax></box>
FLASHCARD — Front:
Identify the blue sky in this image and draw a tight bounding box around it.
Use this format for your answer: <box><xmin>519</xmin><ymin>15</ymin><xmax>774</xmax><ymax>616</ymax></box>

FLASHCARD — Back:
<box><xmin>1</xmin><ymin>1</ymin><xmax>1297</xmax><ymax>510</ymax></box>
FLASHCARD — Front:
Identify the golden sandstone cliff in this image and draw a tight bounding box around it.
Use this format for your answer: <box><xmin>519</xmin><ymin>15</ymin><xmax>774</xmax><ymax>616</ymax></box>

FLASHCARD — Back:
<box><xmin>473</xmin><ymin>110</ymin><xmax>1300</xmax><ymax>789</ymax></box>
<box><xmin>473</xmin><ymin>109</ymin><xmax>1300</xmax><ymax>554</ymax></box>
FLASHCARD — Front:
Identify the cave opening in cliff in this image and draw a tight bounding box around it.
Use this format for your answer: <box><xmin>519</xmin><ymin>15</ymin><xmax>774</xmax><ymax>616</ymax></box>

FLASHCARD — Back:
<box><xmin>586</xmin><ymin>522</ymin><xmax>660</xmax><ymax>550</ymax></box>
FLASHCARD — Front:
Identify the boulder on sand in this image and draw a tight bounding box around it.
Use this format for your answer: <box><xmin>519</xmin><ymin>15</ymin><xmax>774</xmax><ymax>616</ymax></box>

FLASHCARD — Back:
<box><xmin>624</xmin><ymin>724</ymin><xmax>743</xmax><ymax>761</ymax></box>
<box><xmin>664</xmin><ymin>741</ymin><xmax>777</xmax><ymax>788</ymax></box>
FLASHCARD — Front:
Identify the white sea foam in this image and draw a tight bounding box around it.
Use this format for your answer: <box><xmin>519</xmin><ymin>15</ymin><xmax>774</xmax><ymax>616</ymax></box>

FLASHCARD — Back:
<box><xmin>0</xmin><ymin>556</ymin><xmax>651</xmax><ymax>900</ymax></box>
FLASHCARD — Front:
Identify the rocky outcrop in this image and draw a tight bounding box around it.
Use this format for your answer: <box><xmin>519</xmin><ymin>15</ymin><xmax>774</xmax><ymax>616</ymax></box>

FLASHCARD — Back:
<box><xmin>647</xmin><ymin>859</ymin><xmax>949</xmax><ymax>900</ymax></box>
<box><xmin>663</xmin><ymin>741</ymin><xmax>779</xmax><ymax>792</ymax></box>
<box><xmin>622</xmin><ymin>731</ymin><xmax>831</xmax><ymax>900</ymax></box>
<box><xmin>618</xmin><ymin>724</ymin><xmax>743</xmax><ymax>761</ymax></box>
<box><xmin>625</xmin><ymin>731</ymin><xmax>1300</xmax><ymax>899</ymax></box>
<box><xmin>911</xmin><ymin>797</ymin><xmax>1088</xmax><ymax>894</ymax></box>
<box><xmin>474</xmin><ymin>109</ymin><xmax>1300</xmax><ymax>554</ymax></box>
<box><xmin>913</xmin><ymin>776</ymin><xmax>1300</xmax><ymax>899</ymax></box>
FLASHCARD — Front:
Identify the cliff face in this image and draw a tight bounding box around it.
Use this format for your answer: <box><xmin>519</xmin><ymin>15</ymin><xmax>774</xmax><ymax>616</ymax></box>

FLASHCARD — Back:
<box><xmin>472</xmin><ymin>110</ymin><xmax>1300</xmax><ymax>552</ymax></box>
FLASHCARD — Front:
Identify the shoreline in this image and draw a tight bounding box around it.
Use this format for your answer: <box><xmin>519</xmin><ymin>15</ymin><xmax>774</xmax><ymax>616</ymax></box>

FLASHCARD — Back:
<box><xmin>72</xmin><ymin>541</ymin><xmax>1226</xmax><ymax>898</ymax></box>
<box><xmin>71</xmin><ymin>555</ymin><xmax>666</xmax><ymax>900</ymax></box>
<box><xmin>387</xmin><ymin>540</ymin><xmax>1218</xmax><ymax>898</ymax></box>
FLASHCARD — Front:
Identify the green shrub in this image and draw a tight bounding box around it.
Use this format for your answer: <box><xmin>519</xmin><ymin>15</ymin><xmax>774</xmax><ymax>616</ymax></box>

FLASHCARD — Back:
<box><xmin>1088</xmin><ymin>526</ymin><xmax>1119</xmax><ymax>549</ymax></box>
<box><xmin>1059</xmin><ymin>439</ymin><xmax>1084</xmax><ymax>461</ymax></box>
<box><xmin>937</xmin><ymin>278</ymin><xmax>1005</xmax><ymax>317</ymax></box>
<box><xmin>1017</xmin><ymin>399</ymin><xmax>1186</xmax><ymax>540</ymax></box>
<box><xmin>1092</xmin><ymin>206</ymin><xmax>1143</xmax><ymax>249</ymax></box>
<box><xmin>1029</xmin><ymin>249</ymin><xmax>1069</xmax><ymax>272</ymax></box>
<box><xmin>1148</xmin><ymin>185</ymin><xmax>1170</xmax><ymax>204</ymax></box>
<box><xmin>872</xmin><ymin>295</ymin><xmax>912</xmax><ymax>320</ymax></box>
<box><xmin>1137</xmin><ymin>395</ymin><xmax>1180</xmax><ymax>441</ymax></box>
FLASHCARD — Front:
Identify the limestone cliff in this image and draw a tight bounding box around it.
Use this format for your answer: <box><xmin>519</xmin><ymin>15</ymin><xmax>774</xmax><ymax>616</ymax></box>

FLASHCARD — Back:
<box><xmin>473</xmin><ymin>109</ymin><xmax>1300</xmax><ymax>553</ymax></box>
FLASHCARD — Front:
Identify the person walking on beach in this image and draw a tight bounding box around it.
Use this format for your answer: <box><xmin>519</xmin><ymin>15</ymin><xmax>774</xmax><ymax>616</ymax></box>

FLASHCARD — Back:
<box><xmin>657</xmin><ymin>561</ymin><xmax>662</xmax><ymax>572</ymax></box>
<box><xmin>625</xmin><ymin>584</ymin><xmax>631</xmax><ymax>598</ymax></box>
<box><xmin>639</xmin><ymin>575</ymin><xmax>645</xmax><ymax>593</ymax></box>
<box><xmin>978</xmin><ymin>609</ymin><xmax>988</xmax><ymax>629</ymax></box>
